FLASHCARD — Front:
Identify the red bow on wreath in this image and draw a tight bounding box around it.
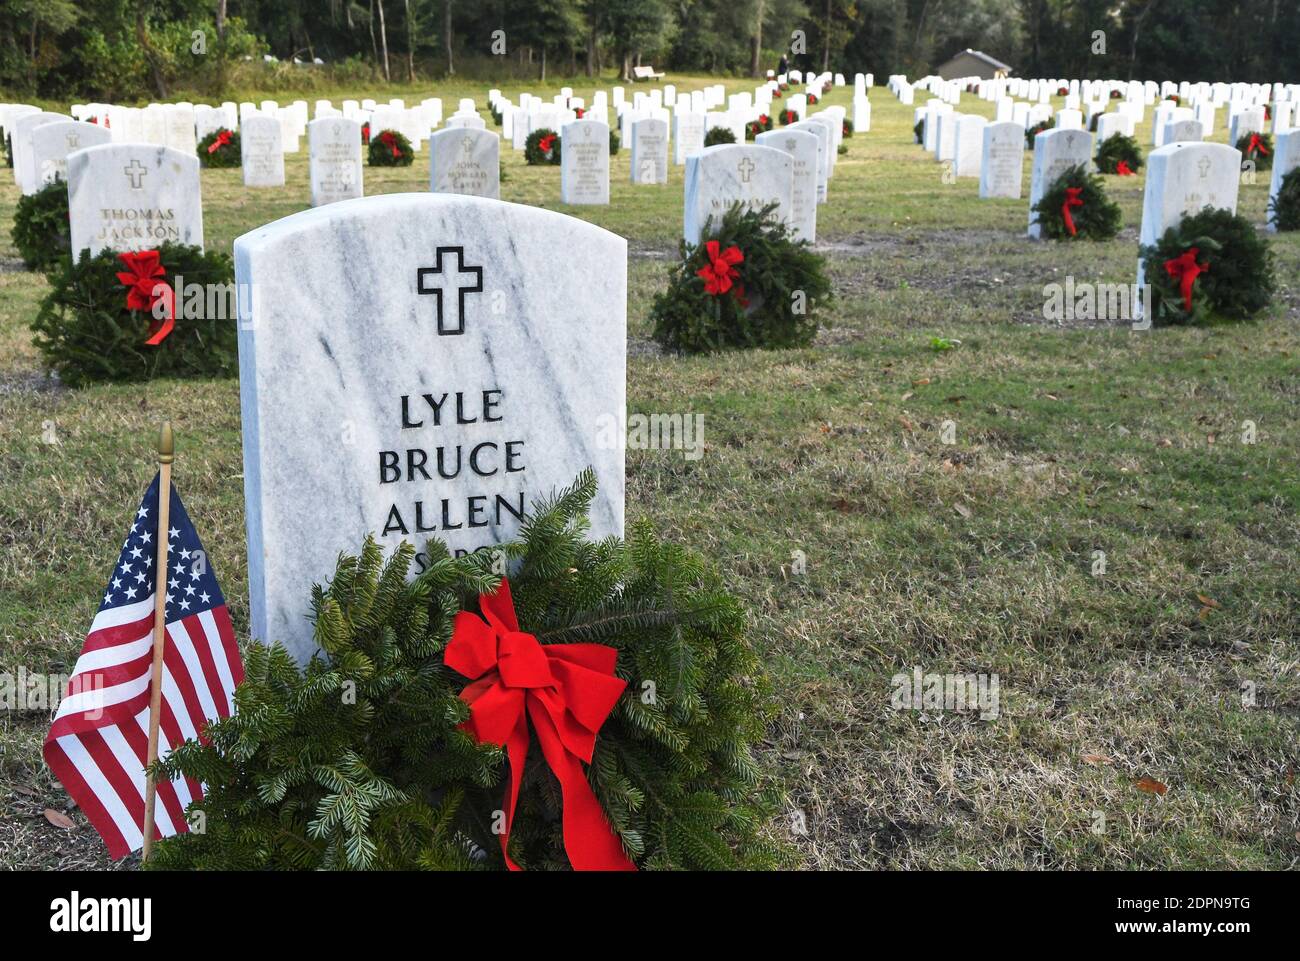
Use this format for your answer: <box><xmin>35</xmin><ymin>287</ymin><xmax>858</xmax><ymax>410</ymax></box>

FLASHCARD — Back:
<box><xmin>1116</xmin><ymin>160</ymin><xmax>1134</xmax><ymax>176</ymax></box>
<box><xmin>378</xmin><ymin>130</ymin><xmax>401</xmax><ymax>158</ymax></box>
<box><xmin>444</xmin><ymin>578</ymin><xmax>634</xmax><ymax>872</ymax></box>
<box><xmin>575</xmin><ymin>107</ymin><xmax>585</xmax><ymax>119</ymax></box>
<box><xmin>1246</xmin><ymin>133</ymin><xmax>1269</xmax><ymax>158</ymax></box>
<box><xmin>207</xmin><ymin>129</ymin><xmax>232</xmax><ymax>154</ymax></box>
<box><xmin>115</xmin><ymin>250</ymin><xmax>174</xmax><ymax>345</ymax></box>
<box><xmin>697</xmin><ymin>240</ymin><xmax>744</xmax><ymax>298</ymax></box>
<box><xmin>759</xmin><ymin>114</ymin><xmax>769</xmax><ymax>125</ymax></box>
<box><xmin>1061</xmin><ymin>186</ymin><xmax>1084</xmax><ymax>236</ymax></box>
<box><xmin>1163</xmin><ymin>247</ymin><xmax>1209</xmax><ymax>313</ymax></box>
<box><xmin>538</xmin><ymin>133</ymin><xmax>556</xmax><ymax>154</ymax></box>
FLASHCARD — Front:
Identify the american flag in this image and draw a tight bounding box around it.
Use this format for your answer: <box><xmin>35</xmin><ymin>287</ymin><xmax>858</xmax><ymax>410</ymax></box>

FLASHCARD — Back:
<box><xmin>43</xmin><ymin>473</ymin><xmax>243</xmax><ymax>859</ymax></box>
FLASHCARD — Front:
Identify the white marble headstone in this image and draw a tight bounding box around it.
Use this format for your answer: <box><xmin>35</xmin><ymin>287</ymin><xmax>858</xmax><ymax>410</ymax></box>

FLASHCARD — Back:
<box><xmin>235</xmin><ymin>193</ymin><xmax>627</xmax><ymax>662</ymax></box>
<box><xmin>953</xmin><ymin>114</ymin><xmax>988</xmax><ymax>177</ymax></box>
<box><xmin>683</xmin><ymin>144</ymin><xmax>794</xmax><ymax>245</ymax></box>
<box><xmin>429</xmin><ymin>127</ymin><xmax>500</xmax><ymax>199</ymax></box>
<box><xmin>12</xmin><ymin>111</ymin><xmax>68</xmax><ymax>194</ymax></box>
<box><xmin>754</xmin><ymin>128</ymin><xmax>818</xmax><ymax>242</ymax></box>
<box><xmin>241</xmin><ymin>114</ymin><xmax>285</xmax><ymax>187</ymax></box>
<box><xmin>630</xmin><ymin>117</ymin><xmax>668</xmax><ymax>184</ymax></box>
<box><xmin>1267</xmin><ymin>129</ymin><xmax>1300</xmax><ymax>233</ymax></box>
<box><xmin>1027</xmin><ymin>128</ymin><xmax>1093</xmax><ymax>238</ymax></box>
<box><xmin>308</xmin><ymin>117</ymin><xmax>364</xmax><ymax>207</ymax></box>
<box><xmin>30</xmin><ymin>120</ymin><xmax>111</xmax><ymax>187</ymax></box>
<box><xmin>979</xmin><ymin>121</ymin><xmax>1024</xmax><ymax>199</ymax></box>
<box><xmin>67</xmin><ymin>143</ymin><xmax>204</xmax><ymax>259</ymax></box>
<box><xmin>558</xmin><ymin>120</ymin><xmax>610</xmax><ymax>206</ymax></box>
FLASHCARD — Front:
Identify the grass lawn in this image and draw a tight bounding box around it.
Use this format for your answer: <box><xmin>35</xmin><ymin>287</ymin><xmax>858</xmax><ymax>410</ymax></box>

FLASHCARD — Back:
<box><xmin>1</xmin><ymin>74</ymin><xmax>1297</xmax><ymax>870</ymax></box>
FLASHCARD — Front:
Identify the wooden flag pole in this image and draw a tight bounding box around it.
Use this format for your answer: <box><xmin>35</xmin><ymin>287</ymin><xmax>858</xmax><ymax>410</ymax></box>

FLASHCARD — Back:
<box><xmin>141</xmin><ymin>421</ymin><xmax>173</xmax><ymax>862</ymax></box>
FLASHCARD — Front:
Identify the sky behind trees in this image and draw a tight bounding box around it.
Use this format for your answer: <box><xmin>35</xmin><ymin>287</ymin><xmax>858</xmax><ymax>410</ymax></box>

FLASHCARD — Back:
<box><xmin>1</xmin><ymin>0</ymin><xmax>1296</xmax><ymax>99</ymax></box>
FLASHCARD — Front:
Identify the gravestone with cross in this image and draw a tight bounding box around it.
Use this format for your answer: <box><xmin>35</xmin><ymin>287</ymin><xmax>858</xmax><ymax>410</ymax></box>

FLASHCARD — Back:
<box><xmin>67</xmin><ymin>143</ymin><xmax>204</xmax><ymax>260</ymax></box>
<box><xmin>11</xmin><ymin>111</ymin><xmax>68</xmax><ymax>195</ymax></box>
<box><xmin>979</xmin><ymin>121</ymin><xmax>1025</xmax><ymax>199</ymax></box>
<box><xmin>755</xmin><ymin>128</ymin><xmax>818</xmax><ymax>242</ymax></box>
<box><xmin>30</xmin><ymin>120</ymin><xmax>110</xmax><ymax>188</ymax></box>
<box><xmin>428</xmin><ymin>126</ymin><xmax>499</xmax><ymax>199</ymax></box>
<box><xmin>630</xmin><ymin>117</ymin><xmax>668</xmax><ymax>185</ymax></box>
<box><xmin>1027</xmin><ymin>127</ymin><xmax>1093</xmax><ymax>238</ymax></box>
<box><xmin>308</xmin><ymin>116</ymin><xmax>364</xmax><ymax>207</ymax></box>
<box><xmin>241</xmin><ymin>113</ymin><xmax>285</xmax><ymax>188</ymax></box>
<box><xmin>683</xmin><ymin>143</ymin><xmax>794</xmax><ymax>245</ymax></box>
<box><xmin>234</xmin><ymin>193</ymin><xmax>626</xmax><ymax>663</ymax></box>
<box><xmin>1135</xmin><ymin>141</ymin><xmax>1241</xmax><ymax>311</ymax></box>
<box><xmin>559</xmin><ymin>119</ymin><xmax>610</xmax><ymax>205</ymax></box>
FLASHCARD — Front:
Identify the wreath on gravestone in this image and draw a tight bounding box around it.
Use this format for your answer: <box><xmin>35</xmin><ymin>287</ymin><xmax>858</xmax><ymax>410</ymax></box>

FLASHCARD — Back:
<box><xmin>369</xmin><ymin>128</ymin><xmax>414</xmax><ymax>166</ymax></box>
<box><xmin>11</xmin><ymin>179</ymin><xmax>70</xmax><ymax>272</ymax></box>
<box><xmin>842</xmin><ymin>118</ymin><xmax>854</xmax><ymax>138</ymax></box>
<box><xmin>31</xmin><ymin>242</ymin><xmax>238</xmax><ymax>387</ymax></box>
<box><xmin>608</xmin><ymin>128</ymin><xmax>620</xmax><ymax>155</ymax></box>
<box><xmin>1235</xmin><ymin>131</ymin><xmax>1273</xmax><ymax>171</ymax></box>
<box><xmin>197</xmin><ymin>128</ymin><xmax>240</xmax><ymax>168</ymax></box>
<box><xmin>524</xmin><ymin>127</ymin><xmax>561</xmax><ymax>165</ymax></box>
<box><xmin>361</xmin><ymin>122</ymin><xmax>370</xmax><ymax>144</ymax></box>
<box><xmin>1025</xmin><ymin>117</ymin><xmax>1055</xmax><ymax>149</ymax></box>
<box><xmin>1268</xmin><ymin>166</ymin><xmax>1300</xmax><ymax>231</ymax></box>
<box><xmin>807</xmin><ymin>93</ymin><xmax>819</xmax><ymax>106</ymax></box>
<box><xmin>146</xmin><ymin>471</ymin><xmax>789</xmax><ymax>871</ymax></box>
<box><xmin>651</xmin><ymin>201</ymin><xmax>832</xmax><ymax>354</ymax></box>
<box><xmin>1031</xmin><ymin>164</ymin><xmax>1122</xmax><ymax>241</ymax></box>
<box><xmin>1057</xmin><ymin>86</ymin><xmax>1068</xmax><ymax>97</ymax></box>
<box><xmin>703</xmin><ymin>126</ymin><xmax>736</xmax><ymax>147</ymax></box>
<box><xmin>1139</xmin><ymin>207</ymin><xmax>1276</xmax><ymax>325</ymax></box>
<box><xmin>1095</xmin><ymin>133</ymin><xmax>1144</xmax><ymax>176</ymax></box>
<box><xmin>778</xmin><ymin>108</ymin><xmax>801</xmax><ymax>126</ymax></box>
<box><xmin>913</xmin><ymin>118</ymin><xmax>924</xmax><ymax>144</ymax></box>
<box><xmin>489</xmin><ymin>103</ymin><xmax>502</xmax><ymax>126</ymax></box>
<box><xmin>1109</xmin><ymin>89</ymin><xmax>1123</xmax><ymax>99</ymax></box>
<box><xmin>745</xmin><ymin>114</ymin><xmax>773</xmax><ymax>140</ymax></box>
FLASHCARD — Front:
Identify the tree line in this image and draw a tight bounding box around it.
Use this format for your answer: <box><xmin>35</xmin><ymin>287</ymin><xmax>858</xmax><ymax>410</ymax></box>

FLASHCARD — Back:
<box><xmin>1</xmin><ymin>0</ymin><xmax>1296</xmax><ymax>100</ymax></box>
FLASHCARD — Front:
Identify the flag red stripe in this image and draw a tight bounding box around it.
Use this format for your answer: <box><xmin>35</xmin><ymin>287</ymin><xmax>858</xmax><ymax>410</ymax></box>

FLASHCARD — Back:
<box><xmin>42</xmin><ymin>739</ymin><xmax>131</xmax><ymax>861</ymax></box>
<box><xmin>184</xmin><ymin>615</ymin><xmax>229</xmax><ymax>719</ymax></box>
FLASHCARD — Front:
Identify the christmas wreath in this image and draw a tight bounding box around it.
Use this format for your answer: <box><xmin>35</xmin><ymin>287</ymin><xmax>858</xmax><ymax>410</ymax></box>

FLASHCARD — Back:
<box><xmin>525</xmin><ymin>127</ymin><xmax>561</xmax><ymax>165</ymax></box>
<box><xmin>778</xmin><ymin>108</ymin><xmax>800</xmax><ymax>126</ymax></box>
<box><xmin>1167</xmin><ymin>94</ymin><xmax>1181</xmax><ymax>106</ymax></box>
<box><xmin>146</xmin><ymin>471</ymin><xmax>787</xmax><ymax>871</ymax></box>
<box><xmin>369</xmin><ymin>128</ymin><xmax>414</xmax><ymax>166</ymax></box>
<box><xmin>1139</xmin><ymin>207</ymin><xmax>1275</xmax><ymax>325</ymax></box>
<box><xmin>807</xmin><ymin>93</ymin><xmax>819</xmax><ymax>105</ymax></box>
<box><xmin>1268</xmin><ymin>166</ymin><xmax>1300</xmax><ymax>231</ymax></box>
<box><xmin>1235</xmin><ymin>131</ymin><xmax>1272</xmax><ymax>171</ymax></box>
<box><xmin>11</xmin><ymin>179</ymin><xmax>70</xmax><ymax>272</ymax></box>
<box><xmin>1030</xmin><ymin>164</ymin><xmax>1122</xmax><ymax>241</ymax></box>
<box><xmin>608</xmin><ymin>128</ymin><xmax>620</xmax><ymax>155</ymax></box>
<box><xmin>651</xmin><ymin>201</ymin><xmax>831</xmax><ymax>353</ymax></box>
<box><xmin>1095</xmin><ymin>133</ymin><xmax>1143</xmax><ymax>176</ymax></box>
<box><xmin>842</xmin><ymin>118</ymin><xmax>854</xmax><ymax>138</ymax></box>
<box><xmin>703</xmin><ymin>126</ymin><xmax>736</xmax><ymax>147</ymax></box>
<box><xmin>1057</xmin><ymin>86</ymin><xmax>1068</xmax><ymax>97</ymax></box>
<box><xmin>745</xmin><ymin>114</ymin><xmax>773</xmax><ymax>140</ymax></box>
<box><xmin>1109</xmin><ymin>89</ymin><xmax>1123</xmax><ymax>100</ymax></box>
<box><xmin>31</xmin><ymin>242</ymin><xmax>238</xmax><ymax>386</ymax></box>
<box><xmin>1025</xmin><ymin>117</ymin><xmax>1055</xmax><ymax>149</ymax></box>
<box><xmin>489</xmin><ymin>103</ymin><xmax>503</xmax><ymax>126</ymax></box>
<box><xmin>913</xmin><ymin>118</ymin><xmax>924</xmax><ymax>144</ymax></box>
<box><xmin>361</xmin><ymin>122</ymin><xmax>370</xmax><ymax>145</ymax></box>
<box><xmin>197</xmin><ymin>128</ymin><xmax>240</xmax><ymax>168</ymax></box>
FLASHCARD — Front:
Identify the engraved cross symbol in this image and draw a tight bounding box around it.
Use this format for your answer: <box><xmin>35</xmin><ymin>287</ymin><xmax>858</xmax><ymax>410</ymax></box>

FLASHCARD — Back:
<box><xmin>1197</xmin><ymin>156</ymin><xmax>1211</xmax><ymax>178</ymax></box>
<box><xmin>417</xmin><ymin>246</ymin><xmax>483</xmax><ymax>336</ymax></box>
<box><xmin>737</xmin><ymin>157</ymin><xmax>756</xmax><ymax>183</ymax></box>
<box><xmin>65</xmin><ymin>133</ymin><xmax>80</xmax><ymax>149</ymax></box>
<box><xmin>461</xmin><ymin>136</ymin><xmax>475</xmax><ymax>156</ymax></box>
<box><xmin>124</xmin><ymin>159</ymin><xmax>148</xmax><ymax>189</ymax></box>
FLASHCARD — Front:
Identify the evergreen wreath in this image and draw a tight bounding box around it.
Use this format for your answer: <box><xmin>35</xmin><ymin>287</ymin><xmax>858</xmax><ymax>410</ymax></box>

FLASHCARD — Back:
<box><xmin>1139</xmin><ymin>207</ymin><xmax>1276</xmax><ymax>325</ymax></box>
<box><xmin>368</xmin><ymin>128</ymin><xmax>414</xmax><ymax>166</ymax></box>
<box><xmin>197</xmin><ymin>128</ymin><xmax>240</xmax><ymax>168</ymax></box>
<box><xmin>361</xmin><ymin>122</ymin><xmax>370</xmax><ymax>145</ymax></box>
<box><xmin>842</xmin><ymin>118</ymin><xmax>854</xmax><ymax>138</ymax></box>
<box><xmin>1109</xmin><ymin>89</ymin><xmax>1123</xmax><ymax>99</ymax></box>
<box><xmin>524</xmin><ymin>127</ymin><xmax>561</xmax><ymax>164</ymax></box>
<box><xmin>913</xmin><ymin>118</ymin><xmax>924</xmax><ymax>144</ymax></box>
<box><xmin>608</xmin><ymin>128</ymin><xmax>620</xmax><ymax>155</ymax></box>
<box><xmin>703</xmin><ymin>126</ymin><xmax>736</xmax><ymax>147</ymax></box>
<box><xmin>1031</xmin><ymin>164</ymin><xmax>1121</xmax><ymax>241</ymax></box>
<box><xmin>1235</xmin><ymin>130</ymin><xmax>1273</xmax><ymax>171</ymax></box>
<box><xmin>11</xmin><ymin>179</ymin><xmax>70</xmax><ymax>272</ymax></box>
<box><xmin>31</xmin><ymin>242</ymin><xmax>238</xmax><ymax>387</ymax></box>
<box><xmin>1025</xmin><ymin>117</ymin><xmax>1055</xmax><ymax>149</ymax></box>
<box><xmin>1057</xmin><ymin>86</ymin><xmax>1068</xmax><ymax>96</ymax></box>
<box><xmin>745</xmin><ymin>114</ymin><xmax>774</xmax><ymax>140</ymax></box>
<box><xmin>147</xmin><ymin>471</ymin><xmax>787</xmax><ymax>871</ymax></box>
<box><xmin>651</xmin><ymin>201</ymin><xmax>831</xmax><ymax>354</ymax></box>
<box><xmin>1267</xmin><ymin>166</ymin><xmax>1300</xmax><ymax>231</ymax></box>
<box><xmin>807</xmin><ymin>93</ymin><xmax>819</xmax><ymax>105</ymax></box>
<box><xmin>489</xmin><ymin>103</ymin><xmax>503</xmax><ymax>126</ymax></box>
<box><xmin>1095</xmin><ymin>133</ymin><xmax>1144</xmax><ymax>175</ymax></box>
<box><xmin>778</xmin><ymin>108</ymin><xmax>800</xmax><ymax>126</ymax></box>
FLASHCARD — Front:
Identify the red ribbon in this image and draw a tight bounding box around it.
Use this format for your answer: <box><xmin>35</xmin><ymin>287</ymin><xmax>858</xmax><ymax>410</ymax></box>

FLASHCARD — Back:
<box><xmin>1116</xmin><ymin>160</ymin><xmax>1133</xmax><ymax>176</ymax></box>
<box><xmin>696</xmin><ymin>240</ymin><xmax>744</xmax><ymax>296</ymax></box>
<box><xmin>207</xmin><ymin>129</ymin><xmax>232</xmax><ymax>154</ymax></box>
<box><xmin>1061</xmin><ymin>186</ymin><xmax>1084</xmax><ymax>236</ymax></box>
<box><xmin>115</xmin><ymin>250</ymin><xmax>173</xmax><ymax>345</ymax></box>
<box><xmin>362</xmin><ymin>123</ymin><xmax>370</xmax><ymax>144</ymax></box>
<box><xmin>1163</xmin><ymin>247</ymin><xmax>1209</xmax><ymax>313</ymax></box>
<box><xmin>538</xmin><ymin>133</ymin><xmax>556</xmax><ymax>154</ymax></box>
<box><xmin>1246</xmin><ymin>133</ymin><xmax>1269</xmax><ymax>158</ymax></box>
<box><xmin>379</xmin><ymin>130</ymin><xmax>401</xmax><ymax>158</ymax></box>
<box><xmin>444</xmin><ymin>579</ymin><xmax>634</xmax><ymax>871</ymax></box>
<box><xmin>759</xmin><ymin>114</ymin><xmax>769</xmax><ymax>125</ymax></box>
<box><xmin>575</xmin><ymin>108</ymin><xmax>585</xmax><ymax>119</ymax></box>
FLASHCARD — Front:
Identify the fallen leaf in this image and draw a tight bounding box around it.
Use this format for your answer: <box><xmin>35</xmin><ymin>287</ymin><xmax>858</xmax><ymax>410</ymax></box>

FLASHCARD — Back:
<box><xmin>1045</xmin><ymin>393</ymin><xmax>1059</xmax><ymax>401</ymax></box>
<box><xmin>44</xmin><ymin>809</ymin><xmax>74</xmax><ymax>829</ymax></box>
<box><xmin>1081</xmin><ymin>753</ymin><xmax>1113</xmax><ymax>766</ymax></box>
<box><xmin>912</xmin><ymin>378</ymin><xmax>931</xmax><ymax>387</ymax></box>
<box><xmin>1196</xmin><ymin>594</ymin><xmax>1220</xmax><ymax>609</ymax></box>
<box><xmin>11</xmin><ymin>784</ymin><xmax>38</xmax><ymax>797</ymax></box>
<box><xmin>900</xmin><ymin>391</ymin><xmax>913</xmax><ymax>401</ymax></box>
<box><xmin>1134</xmin><ymin>777</ymin><xmax>1168</xmax><ymax>796</ymax></box>
<box><xmin>898</xmin><ymin>416</ymin><xmax>915</xmax><ymax>431</ymax></box>
<box><xmin>1157</xmin><ymin>438</ymin><xmax>1173</xmax><ymax>448</ymax></box>
<box><xmin>953</xmin><ymin>503</ymin><xmax>972</xmax><ymax>519</ymax></box>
